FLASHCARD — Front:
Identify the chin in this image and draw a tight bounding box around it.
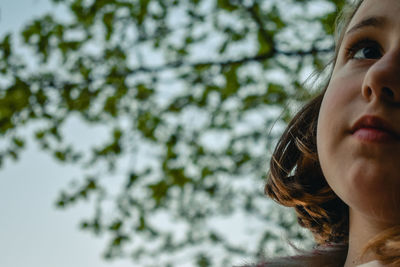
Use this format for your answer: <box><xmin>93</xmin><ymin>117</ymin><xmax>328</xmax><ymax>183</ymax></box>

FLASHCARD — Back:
<box><xmin>344</xmin><ymin>172</ymin><xmax>400</xmax><ymax>222</ymax></box>
<box><xmin>331</xmin><ymin>163</ymin><xmax>400</xmax><ymax>216</ymax></box>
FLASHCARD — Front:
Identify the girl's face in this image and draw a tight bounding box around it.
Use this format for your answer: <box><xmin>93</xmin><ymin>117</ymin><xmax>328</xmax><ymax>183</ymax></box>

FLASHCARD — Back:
<box><xmin>317</xmin><ymin>0</ymin><xmax>400</xmax><ymax>222</ymax></box>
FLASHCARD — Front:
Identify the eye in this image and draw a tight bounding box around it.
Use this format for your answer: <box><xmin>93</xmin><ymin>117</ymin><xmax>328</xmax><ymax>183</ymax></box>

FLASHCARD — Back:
<box><xmin>345</xmin><ymin>38</ymin><xmax>382</xmax><ymax>60</ymax></box>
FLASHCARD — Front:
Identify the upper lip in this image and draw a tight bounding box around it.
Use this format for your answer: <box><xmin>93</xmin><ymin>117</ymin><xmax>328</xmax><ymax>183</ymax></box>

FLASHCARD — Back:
<box><xmin>351</xmin><ymin>115</ymin><xmax>400</xmax><ymax>138</ymax></box>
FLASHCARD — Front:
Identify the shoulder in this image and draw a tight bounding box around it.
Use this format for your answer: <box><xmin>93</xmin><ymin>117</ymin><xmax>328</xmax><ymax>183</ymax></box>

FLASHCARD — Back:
<box><xmin>235</xmin><ymin>244</ymin><xmax>347</xmax><ymax>267</ymax></box>
<box><xmin>356</xmin><ymin>261</ymin><xmax>384</xmax><ymax>267</ymax></box>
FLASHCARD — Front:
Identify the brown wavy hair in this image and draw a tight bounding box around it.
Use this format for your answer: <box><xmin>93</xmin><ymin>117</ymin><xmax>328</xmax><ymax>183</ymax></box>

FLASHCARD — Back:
<box><xmin>265</xmin><ymin>0</ymin><xmax>400</xmax><ymax>265</ymax></box>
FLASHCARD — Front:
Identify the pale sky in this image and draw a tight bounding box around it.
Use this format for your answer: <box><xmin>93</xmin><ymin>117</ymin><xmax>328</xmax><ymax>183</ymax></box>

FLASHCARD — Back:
<box><xmin>0</xmin><ymin>1</ymin><xmax>133</xmax><ymax>267</ymax></box>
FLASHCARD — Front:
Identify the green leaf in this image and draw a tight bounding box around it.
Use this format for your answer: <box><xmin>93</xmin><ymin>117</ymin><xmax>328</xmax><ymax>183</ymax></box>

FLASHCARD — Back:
<box><xmin>136</xmin><ymin>0</ymin><xmax>151</xmax><ymax>25</ymax></box>
<box><xmin>222</xmin><ymin>65</ymin><xmax>240</xmax><ymax>99</ymax></box>
<box><xmin>0</xmin><ymin>34</ymin><xmax>12</xmax><ymax>62</ymax></box>
<box><xmin>217</xmin><ymin>0</ymin><xmax>237</xmax><ymax>11</ymax></box>
<box><xmin>257</xmin><ymin>29</ymin><xmax>272</xmax><ymax>55</ymax></box>
<box><xmin>102</xmin><ymin>12</ymin><xmax>115</xmax><ymax>41</ymax></box>
<box><xmin>12</xmin><ymin>137</ymin><xmax>25</xmax><ymax>148</ymax></box>
<box><xmin>148</xmin><ymin>180</ymin><xmax>169</xmax><ymax>205</ymax></box>
<box><xmin>109</xmin><ymin>220</ymin><xmax>123</xmax><ymax>231</ymax></box>
<box><xmin>136</xmin><ymin>111</ymin><xmax>161</xmax><ymax>141</ymax></box>
<box><xmin>196</xmin><ymin>253</ymin><xmax>211</xmax><ymax>267</ymax></box>
<box><xmin>136</xmin><ymin>84</ymin><xmax>154</xmax><ymax>101</ymax></box>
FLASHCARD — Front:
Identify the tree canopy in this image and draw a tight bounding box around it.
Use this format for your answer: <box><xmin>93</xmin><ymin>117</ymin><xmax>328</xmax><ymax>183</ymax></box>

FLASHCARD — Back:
<box><xmin>0</xmin><ymin>0</ymin><xmax>345</xmax><ymax>266</ymax></box>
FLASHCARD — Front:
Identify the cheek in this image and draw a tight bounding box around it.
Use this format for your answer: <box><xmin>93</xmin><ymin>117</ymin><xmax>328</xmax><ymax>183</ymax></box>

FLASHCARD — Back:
<box><xmin>316</xmin><ymin>78</ymin><xmax>360</xmax><ymax>189</ymax></box>
<box><xmin>316</xmin><ymin>93</ymin><xmax>334</xmax><ymax>181</ymax></box>
<box><xmin>319</xmin><ymin>77</ymin><xmax>358</xmax><ymax>115</ymax></box>
<box><xmin>316</xmin><ymin>73</ymin><xmax>361</xmax><ymax>147</ymax></box>
<box><xmin>316</xmin><ymin>97</ymin><xmax>349</xmax><ymax>203</ymax></box>
<box><xmin>315</xmin><ymin>74</ymin><xmax>385</xmax><ymax>205</ymax></box>
<box><xmin>316</xmin><ymin>83</ymin><xmax>345</xmax><ymax>153</ymax></box>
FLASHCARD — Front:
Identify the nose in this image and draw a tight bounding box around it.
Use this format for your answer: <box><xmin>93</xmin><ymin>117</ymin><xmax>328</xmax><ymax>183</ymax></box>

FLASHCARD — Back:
<box><xmin>362</xmin><ymin>52</ymin><xmax>400</xmax><ymax>104</ymax></box>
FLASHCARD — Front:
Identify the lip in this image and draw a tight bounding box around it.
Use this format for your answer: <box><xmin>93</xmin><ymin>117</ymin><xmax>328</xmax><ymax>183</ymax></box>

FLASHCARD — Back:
<box><xmin>351</xmin><ymin>115</ymin><xmax>400</xmax><ymax>143</ymax></box>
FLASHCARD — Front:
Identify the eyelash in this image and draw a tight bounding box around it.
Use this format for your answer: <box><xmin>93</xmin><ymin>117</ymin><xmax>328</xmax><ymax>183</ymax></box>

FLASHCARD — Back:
<box><xmin>344</xmin><ymin>38</ymin><xmax>382</xmax><ymax>60</ymax></box>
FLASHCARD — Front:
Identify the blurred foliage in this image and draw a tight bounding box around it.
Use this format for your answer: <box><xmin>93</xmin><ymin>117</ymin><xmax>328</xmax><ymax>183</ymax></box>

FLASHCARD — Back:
<box><xmin>0</xmin><ymin>0</ymin><xmax>345</xmax><ymax>266</ymax></box>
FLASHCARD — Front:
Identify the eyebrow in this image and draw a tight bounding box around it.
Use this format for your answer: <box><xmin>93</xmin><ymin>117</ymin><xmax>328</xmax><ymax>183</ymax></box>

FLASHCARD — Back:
<box><xmin>345</xmin><ymin>16</ymin><xmax>387</xmax><ymax>36</ymax></box>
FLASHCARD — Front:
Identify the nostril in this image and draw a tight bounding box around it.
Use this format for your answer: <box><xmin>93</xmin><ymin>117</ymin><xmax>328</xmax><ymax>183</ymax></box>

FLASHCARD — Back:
<box><xmin>382</xmin><ymin>87</ymin><xmax>394</xmax><ymax>98</ymax></box>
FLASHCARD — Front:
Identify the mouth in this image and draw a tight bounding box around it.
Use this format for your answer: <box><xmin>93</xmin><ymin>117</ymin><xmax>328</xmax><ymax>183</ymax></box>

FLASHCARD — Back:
<box><xmin>351</xmin><ymin>115</ymin><xmax>400</xmax><ymax>143</ymax></box>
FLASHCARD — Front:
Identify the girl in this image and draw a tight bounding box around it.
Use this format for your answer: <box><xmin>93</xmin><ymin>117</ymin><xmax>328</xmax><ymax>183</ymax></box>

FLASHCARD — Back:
<box><xmin>251</xmin><ymin>0</ymin><xmax>400</xmax><ymax>266</ymax></box>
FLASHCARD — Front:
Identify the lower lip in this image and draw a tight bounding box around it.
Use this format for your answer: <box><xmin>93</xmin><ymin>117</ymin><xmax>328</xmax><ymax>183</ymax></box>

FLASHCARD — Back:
<box><xmin>353</xmin><ymin>128</ymin><xmax>398</xmax><ymax>143</ymax></box>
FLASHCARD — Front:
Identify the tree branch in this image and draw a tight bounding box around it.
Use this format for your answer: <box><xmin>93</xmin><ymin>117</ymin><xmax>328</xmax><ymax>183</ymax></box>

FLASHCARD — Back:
<box><xmin>128</xmin><ymin>47</ymin><xmax>333</xmax><ymax>75</ymax></box>
<box><xmin>245</xmin><ymin>3</ymin><xmax>274</xmax><ymax>45</ymax></box>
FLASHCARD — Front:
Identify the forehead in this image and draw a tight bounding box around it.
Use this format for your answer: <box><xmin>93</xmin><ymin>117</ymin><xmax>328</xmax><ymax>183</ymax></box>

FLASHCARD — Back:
<box><xmin>348</xmin><ymin>0</ymin><xmax>400</xmax><ymax>31</ymax></box>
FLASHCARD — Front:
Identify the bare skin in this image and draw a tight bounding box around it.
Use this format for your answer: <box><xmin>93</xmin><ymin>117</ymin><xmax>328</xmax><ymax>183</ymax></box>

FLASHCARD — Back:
<box><xmin>345</xmin><ymin>210</ymin><xmax>396</xmax><ymax>267</ymax></box>
<box><xmin>316</xmin><ymin>0</ymin><xmax>400</xmax><ymax>266</ymax></box>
